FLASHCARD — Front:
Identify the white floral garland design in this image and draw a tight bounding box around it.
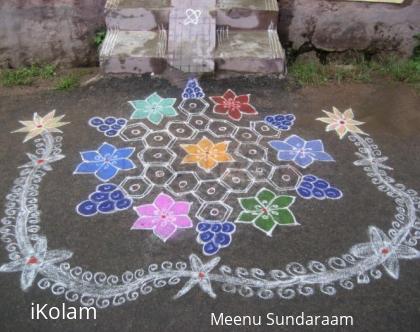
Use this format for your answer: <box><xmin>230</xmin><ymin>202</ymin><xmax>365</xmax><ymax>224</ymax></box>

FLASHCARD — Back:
<box><xmin>1</xmin><ymin>117</ymin><xmax>420</xmax><ymax>308</ymax></box>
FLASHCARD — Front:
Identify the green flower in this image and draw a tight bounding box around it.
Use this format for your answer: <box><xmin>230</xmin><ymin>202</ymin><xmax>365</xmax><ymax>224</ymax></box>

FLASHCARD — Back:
<box><xmin>236</xmin><ymin>188</ymin><xmax>298</xmax><ymax>236</ymax></box>
<box><xmin>129</xmin><ymin>92</ymin><xmax>177</xmax><ymax>125</ymax></box>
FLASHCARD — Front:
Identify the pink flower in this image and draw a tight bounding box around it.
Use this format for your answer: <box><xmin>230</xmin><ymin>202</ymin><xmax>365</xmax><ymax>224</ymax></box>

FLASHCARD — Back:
<box><xmin>131</xmin><ymin>193</ymin><xmax>193</xmax><ymax>242</ymax></box>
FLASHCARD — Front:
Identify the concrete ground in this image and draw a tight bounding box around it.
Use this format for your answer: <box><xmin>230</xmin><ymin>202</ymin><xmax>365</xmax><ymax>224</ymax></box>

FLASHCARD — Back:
<box><xmin>0</xmin><ymin>76</ymin><xmax>419</xmax><ymax>332</ymax></box>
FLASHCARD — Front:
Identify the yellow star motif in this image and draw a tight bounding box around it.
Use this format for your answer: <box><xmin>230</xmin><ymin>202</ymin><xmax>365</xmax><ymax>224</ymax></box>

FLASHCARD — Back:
<box><xmin>317</xmin><ymin>107</ymin><xmax>367</xmax><ymax>139</ymax></box>
<box><xmin>12</xmin><ymin>110</ymin><xmax>69</xmax><ymax>143</ymax></box>
<box><xmin>180</xmin><ymin>137</ymin><xmax>234</xmax><ymax>171</ymax></box>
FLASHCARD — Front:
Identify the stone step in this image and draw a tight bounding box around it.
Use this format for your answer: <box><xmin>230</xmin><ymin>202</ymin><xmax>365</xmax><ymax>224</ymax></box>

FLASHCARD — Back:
<box><xmin>105</xmin><ymin>0</ymin><xmax>171</xmax><ymax>31</ymax></box>
<box><xmin>100</xmin><ymin>28</ymin><xmax>285</xmax><ymax>75</ymax></box>
<box><xmin>100</xmin><ymin>29</ymin><xmax>168</xmax><ymax>74</ymax></box>
<box><xmin>215</xmin><ymin>30</ymin><xmax>285</xmax><ymax>74</ymax></box>
<box><xmin>167</xmin><ymin>3</ymin><xmax>216</xmax><ymax>73</ymax></box>
<box><xmin>217</xmin><ymin>0</ymin><xmax>278</xmax><ymax>30</ymax></box>
<box><xmin>105</xmin><ymin>0</ymin><xmax>278</xmax><ymax>31</ymax></box>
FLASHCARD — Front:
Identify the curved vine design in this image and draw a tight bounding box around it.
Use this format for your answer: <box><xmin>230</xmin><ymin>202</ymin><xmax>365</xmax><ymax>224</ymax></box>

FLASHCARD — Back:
<box><xmin>1</xmin><ymin>115</ymin><xmax>420</xmax><ymax>309</ymax></box>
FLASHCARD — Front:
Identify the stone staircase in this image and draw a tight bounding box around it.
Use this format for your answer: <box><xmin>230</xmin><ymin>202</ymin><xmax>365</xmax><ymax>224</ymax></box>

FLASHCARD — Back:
<box><xmin>101</xmin><ymin>0</ymin><xmax>285</xmax><ymax>75</ymax></box>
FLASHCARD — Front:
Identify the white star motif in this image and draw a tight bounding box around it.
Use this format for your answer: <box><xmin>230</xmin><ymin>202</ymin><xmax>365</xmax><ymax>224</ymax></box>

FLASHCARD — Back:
<box><xmin>0</xmin><ymin>237</ymin><xmax>72</xmax><ymax>291</ymax></box>
<box><xmin>174</xmin><ymin>254</ymin><xmax>220</xmax><ymax>299</ymax></box>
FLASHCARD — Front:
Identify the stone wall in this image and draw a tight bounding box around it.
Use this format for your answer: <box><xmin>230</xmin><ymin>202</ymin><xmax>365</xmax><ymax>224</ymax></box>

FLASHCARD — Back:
<box><xmin>278</xmin><ymin>0</ymin><xmax>420</xmax><ymax>59</ymax></box>
<box><xmin>0</xmin><ymin>0</ymin><xmax>419</xmax><ymax>68</ymax></box>
<box><xmin>0</xmin><ymin>0</ymin><xmax>106</xmax><ymax>68</ymax></box>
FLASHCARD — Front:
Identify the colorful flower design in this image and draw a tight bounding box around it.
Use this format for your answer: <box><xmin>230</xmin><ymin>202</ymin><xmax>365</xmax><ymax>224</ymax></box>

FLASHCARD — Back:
<box><xmin>269</xmin><ymin>135</ymin><xmax>334</xmax><ymax>169</ymax></box>
<box><xmin>350</xmin><ymin>227</ymin><xmax>420</xmax><ymax>279</ymax></box>
<box><xmin>132</xmin><ymin>193</ymin><xmax>193</xmax><ymax>242</ymax></box>
<box><xmin>182</xmin><ymin>78</ymin><xmax>205</xmax><ymax>99</ymax></box>
<box><xmin>0</xmin><ymin>237</ymin><xmax>72</xmax><ymax>291</ymax></box>
<box><xmin>74</xmin><ymin>142</ymin><xmax>136</xmax><ymax>182</ymax></box>
<box><xmin>265</xmin><ymin>114</ymin><xmax>296</xmax><ymax>131</ymax></box>
<box><xmin>89</xmin><ymin>116</ymin><xmax>127</xmax><ymax>137</ymax></box>
<box><xmin>296</xmin><ymin>175</ymin><xmax>343</xmax><ymax>200</ymax></box>
<box><xmin>12</xmin><ymin>110</ymin><xmax>69</xmax><ymax>143</ymax></box>
<box><xmin>317</xmin><ymin>107</ymin><xmax>366</xmax><ymax>139</ymax></box>
<box><xmin>76</xmin><ymin>183</ymin><xmax>133</xmax><ymax>217</ymax></box>
<box><xmin>129</xmin><ymin>92</ymin><xmax>177</xmax><ymax>125</ymax></box>
<box><xmin>209</xmin><ymin>89</ymin><xmax>257</xmax><ymax>121</ymax></box>
<box><xmin>196</xmin><ymin>221</ymin><xmax>236</xmax><ymax>256</ymax></box>
<box><xmin>236</xmin><ymin>188</ymin><xmax>298</xmax><ymax>236</ymax></box>
<box><xmin>180</xmin><ymin>137</ymin><xmax>234</xmax><ymax>171</ymax></box>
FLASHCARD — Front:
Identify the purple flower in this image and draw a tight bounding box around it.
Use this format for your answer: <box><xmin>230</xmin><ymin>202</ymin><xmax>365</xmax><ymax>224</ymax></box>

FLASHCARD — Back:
<box><xmin>269</xmin><ymin>135</ymin><xmax>334</xmax><ymax>168</ymax></box>
<box><xmin>131</xmin><ymin>193</ymin><xmax>193</xmax><ymax>242</ymax></box>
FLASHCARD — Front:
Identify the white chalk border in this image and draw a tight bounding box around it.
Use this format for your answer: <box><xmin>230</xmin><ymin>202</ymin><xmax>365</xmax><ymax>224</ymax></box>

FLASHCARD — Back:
<box><xmin>1</xmin><ymin>124</ymin><xmax>419</xmax><ymax>308</ymax></box>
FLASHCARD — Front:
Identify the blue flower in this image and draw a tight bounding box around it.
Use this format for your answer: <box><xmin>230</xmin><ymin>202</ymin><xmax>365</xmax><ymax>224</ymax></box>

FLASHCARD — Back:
<box><xmin>269</xmin><ymin>135</ymin><xmax>334</xmax><ymax>168</ymax></box>
<box><xmin>74</xmin><ymin>142</ymin><xmax>136</xmax><ymax>181</ymax></box>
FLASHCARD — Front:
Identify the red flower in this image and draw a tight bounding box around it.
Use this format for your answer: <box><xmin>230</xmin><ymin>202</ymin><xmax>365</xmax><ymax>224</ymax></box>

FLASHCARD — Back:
<box><xmin>210</xmin><ymin>89</ymin><xmax>257</xmax><ymax>121</ymax></box>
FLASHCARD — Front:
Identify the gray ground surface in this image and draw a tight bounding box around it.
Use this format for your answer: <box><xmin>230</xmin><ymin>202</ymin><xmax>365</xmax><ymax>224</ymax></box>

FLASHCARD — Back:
<box><xmin>0</xmin><ymin>77</ymin><xmax>419</xmax><ymax>332</ymax></box>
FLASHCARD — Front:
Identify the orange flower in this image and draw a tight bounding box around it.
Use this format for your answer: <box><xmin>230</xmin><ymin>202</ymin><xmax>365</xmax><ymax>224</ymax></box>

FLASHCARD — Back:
<box><xmin>181</xmin><ymin>137</ymin><xmax>234</xmax><ymax>171</ymax></box>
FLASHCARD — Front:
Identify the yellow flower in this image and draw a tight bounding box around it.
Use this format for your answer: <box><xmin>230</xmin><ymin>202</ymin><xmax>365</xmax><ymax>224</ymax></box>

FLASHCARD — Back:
<box><xmin>317</xmin><ymin>107</ymin><xmax>366</xmax><ymax>139</ymax></box>
<box><xmin>181</xmin><ymin>137</ymin><xmax>234</xmax><ymax>171</ymax></box>
<box><xmin>12</xmin><ymin>110</ymin><xmax>69</xmax><ymax>142</ymax></box>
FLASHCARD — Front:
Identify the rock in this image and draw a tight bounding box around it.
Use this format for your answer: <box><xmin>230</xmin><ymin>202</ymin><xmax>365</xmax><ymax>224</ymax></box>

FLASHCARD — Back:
<box><xmin>0</xmin><ymin>0</ymin><xmax>106</xmax><ymax>68</ymax></box>
<box><xmin>278</xmin><ymin>0</ymin><xmax>420</xmax><ymax>58</ymax></box>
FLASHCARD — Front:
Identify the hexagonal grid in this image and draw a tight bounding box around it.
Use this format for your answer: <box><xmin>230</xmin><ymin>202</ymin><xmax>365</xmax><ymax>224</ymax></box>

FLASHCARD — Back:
<box><xmin>235</xmin><ymin>143</ymin><xmax>267</xmax><ymax>161</ymax></box>
<box><xmin>144</xmin><ymin>166</ymin><xmax>175</xmax><ymax>186</ymax></box>
<box><xmin>194</xmin><ymin>180</ymin><xmax>230</xmax><ymax>202</ymax></box>
<box><xmin>145</xmin><ymin>131</ymin><xmax>175</xmax><ymax>147</ymax></box>
<box><xmin>139</xmin><ymin>148</ymin><xmax>176</xmax><ymax>165</ymax></box>
<box><xmin>116</xmin><ymin>95</ymin><xmax>307</xmax><ymax>224</ymax></box>
<box><xmin>166</xmin><ymin>122</ymin><xmax>196</xmax><ymax>140</ymax></box>
<box><xmin>119</xmin><ymin>122</ymin><xmax>149</xmax><ymax>142</ymax></box>
<box><xmin>208</xmin><ymin>120</ymin><xmax>238</xmax><ymax>138</ymax></box>
<box><xmin>120</xmin><ymin>176</ymin><xmax>152</xmax><ymax>200</ymax></box>
<box><xmin>167</xmin><ymin>171</ymin><xmax>200</xmax><ymax>197</ymax></box>
<box><xmin>268</xmin><ymin>165</ymin><xmax>303</xmax><ymax>192</ymax></box>
<box><xmin>178</xmin><ymin>98</ymin><xmax>209</xmax><ymax>115</ymax></box>
<box><xmin>221</xmin><ymin>169</ymin><xmax>253</xmax><ymax>193</ymax></box>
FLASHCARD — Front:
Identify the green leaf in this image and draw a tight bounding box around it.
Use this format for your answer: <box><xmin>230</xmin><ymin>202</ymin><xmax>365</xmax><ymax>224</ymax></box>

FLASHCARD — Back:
<box><xmin>239</xmin><ymin>197</ymin><xmax>261</xmax><ymax>211</ymax></box>
<box><xmin>148</xmin><ymin>111</ymin><xmax>163</xmax><ymax>124</ymax></box>
<box><xmin>256</xmin><ymin>188</ymin><xmax>276</xmax><ymax>206</ymax></box>
<box><xmin>236</xmin><ymin>211</ymin><xmax>258</xmax><ymax>223</ymax></box>
<box><xmin>254</xmin><ymin>215</ymin><xmax>276</xmax><ymax>235</ymax></box>
<box><xmin>269</xmin><ymin>195</ymin><xmax>295</xmax><ymax>209</ymax></box>
<box><xmin>146</xmin><ymin>92</ymin><xmax>162</xmax><ymax>105</ymax></box>
<box><xmin>271</xmin><ymin>209</ymin><xmax>298</xmax><ymax>225</ymax></box>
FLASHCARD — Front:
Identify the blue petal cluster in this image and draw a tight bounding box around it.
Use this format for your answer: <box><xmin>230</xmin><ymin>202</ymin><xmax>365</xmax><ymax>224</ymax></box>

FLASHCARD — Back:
<box><xmin>297</xmin><ymin>175</ymin><xmax>343</xmax><ymax>200</ymax></box>
<box><xmin>89</xmin><ymin>117</ymin><xmax>127</xmax><ymax>137</ymax></box>
<box><xmin>265</xmin><ymin>114</ymin><xmax>296</xmax><ymax>131</ymax></box>
<box><xmin>77</xmin><ymin>183</ymin><xmax>133</xmax><ymax>217</ymax></box>
<box><xmin>182</xmin><ymin>78</ymin><xmax>205</xmax><ymax>99</ymax></box>
<box><xmin>196</xmin><ymin>221</ymin><xmax>236</xmax><ymax>255</ymax></box>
